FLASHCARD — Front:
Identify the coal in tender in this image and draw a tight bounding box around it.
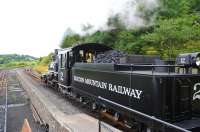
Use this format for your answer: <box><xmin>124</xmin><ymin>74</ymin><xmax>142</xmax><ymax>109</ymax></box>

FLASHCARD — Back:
<box><xmin>95</xmin><ymin>50</ymin><xmax>127</xmax><ymax>64</ymax></box>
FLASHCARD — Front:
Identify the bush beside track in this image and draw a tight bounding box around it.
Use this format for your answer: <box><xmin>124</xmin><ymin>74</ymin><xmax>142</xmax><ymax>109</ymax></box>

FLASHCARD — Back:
<box><xmin>32</xmin><ymin>53</ymin><xmax>53</xmax><ymax>74</ymax></box>
<box><xmin>33</xmin><ymin>65</ymin><xmax>48</xmax><ymax>74</ymax></box>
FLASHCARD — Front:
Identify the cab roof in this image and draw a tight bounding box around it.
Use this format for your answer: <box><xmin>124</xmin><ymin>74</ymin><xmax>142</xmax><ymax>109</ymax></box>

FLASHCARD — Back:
<box><xmin>57</xmin><ymin>43</ymin><xmax>112</xmax><ymax>54</ymax></box>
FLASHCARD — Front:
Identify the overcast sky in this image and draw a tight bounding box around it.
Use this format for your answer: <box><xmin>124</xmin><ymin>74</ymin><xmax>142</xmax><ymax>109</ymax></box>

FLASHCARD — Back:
<box><xmin>0</xmin><ymin>0</ymin><xmax>126</xmax><ymax>57</ymax></box>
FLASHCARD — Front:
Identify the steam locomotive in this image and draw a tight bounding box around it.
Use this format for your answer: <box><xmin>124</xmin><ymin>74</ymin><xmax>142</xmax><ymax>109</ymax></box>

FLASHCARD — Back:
<box><xmin>42</xmin><ymin>43</ymin><xmax>200</xmax><ymax>132</ymax></box>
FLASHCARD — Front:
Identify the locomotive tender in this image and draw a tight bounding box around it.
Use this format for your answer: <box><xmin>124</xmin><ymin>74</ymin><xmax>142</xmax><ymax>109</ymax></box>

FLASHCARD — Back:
<box><xmin>42</xmin><ymin>43</ymin><xmax>200</xmax><ymax>131</ymax></box>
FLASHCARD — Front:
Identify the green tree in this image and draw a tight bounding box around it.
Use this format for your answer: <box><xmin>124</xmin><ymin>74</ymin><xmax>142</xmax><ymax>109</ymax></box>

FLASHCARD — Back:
<box><xmin>81</xmin><ymin>23</ymin><xmax>93</xmax><ymax>34</ymax></box>
<box><xmin>61</xmin><ymin>28</ymin><xmax>82</xmax><ymax>48</ymax></box>
<box><xmin>107</xmin><ymin>14</ymin><xmax>125</xmax><ymax>30</ymax></box>
<box><xmin>191</xmin><ymin>0</ymin><xmax>200</xmax><ymax>12</ymax></box>
<box><xmin>58</xmin><ymin>0</ymin><xmax>200</xmax><ymax>60</ymax></box>
<box><xmin>142</xmin><ymin>15</ymin><xmax>200</xmax><ymax>58</ymax></box>
<box><xmin>157</xmin><ymin>0</ymin><xmax>190</xmax><ymax>18</ymax></box>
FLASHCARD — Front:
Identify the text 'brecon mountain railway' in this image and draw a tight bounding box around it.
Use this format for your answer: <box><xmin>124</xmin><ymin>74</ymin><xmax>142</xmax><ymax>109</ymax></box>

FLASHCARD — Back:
<box><xmin>73</xmin><ymin>75</ymin><xmax>143</xmax><ymax>99</ymax></box>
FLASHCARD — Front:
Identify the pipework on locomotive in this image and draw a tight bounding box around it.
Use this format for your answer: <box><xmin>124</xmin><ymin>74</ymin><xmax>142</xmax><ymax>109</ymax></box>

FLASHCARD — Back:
<box><xmin>41</xmin><ymin>43</ymin><xmax>200</xmax><ymax>132</ymax></box>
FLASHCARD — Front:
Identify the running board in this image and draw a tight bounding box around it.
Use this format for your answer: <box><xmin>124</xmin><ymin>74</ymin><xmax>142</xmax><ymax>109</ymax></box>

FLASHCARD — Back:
<box><xmin>58</xmin><ymin>83</ymin><xmax>71</xmax><ymax>94</ymax></box>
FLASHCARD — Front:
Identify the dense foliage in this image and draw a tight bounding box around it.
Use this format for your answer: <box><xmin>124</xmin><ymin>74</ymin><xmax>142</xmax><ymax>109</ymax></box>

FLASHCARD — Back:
<box><xmin>33</xmin><ymin>53</ymin><xmax>53</xmax><ymax>73</ymax></box>
<box><xmin>61</xmin><ymin>0</ymin><xmax>200</xmax><ymax>59</ymax></box>
<box><xmin>37</xmin><ymin>53</ymin><xmax>53</xmax><ymax>65</ymax></box>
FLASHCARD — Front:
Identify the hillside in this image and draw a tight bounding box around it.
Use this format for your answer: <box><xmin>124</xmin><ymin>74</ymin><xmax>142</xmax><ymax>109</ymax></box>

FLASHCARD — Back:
<box><xmin>0</xmin><ymin>54</ymin><xmax>37</xmax><ymax>68</ymax></box>
<box><xmin>0</xmin><ymin>54</ymin><xmax>37</xmax><ymax>64</ymax></box>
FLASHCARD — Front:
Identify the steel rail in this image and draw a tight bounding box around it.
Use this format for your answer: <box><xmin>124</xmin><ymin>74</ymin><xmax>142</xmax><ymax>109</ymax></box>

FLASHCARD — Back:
<box><xmin>4</xmin><ymin>80</ymin><xmax>7</xmax><ymax>132</ymax></box>
<box><xmin>3</xmin><ymin>72</ymin><xmax>7</xmax><ymax>132</ymax></box>
<box><xmin>98</xmin><ymin>96</ymin><xmax>191</xmax><ymax>132</ymax></box>
<box><xmin>24</xmin><ymin>69</ymin><xmax>41</xmax><ymax>80</ymax></box>
<box><xmin>117</xmin><ymin>64</ymin><xmax>185</xmax><ymax>67</ymax></box>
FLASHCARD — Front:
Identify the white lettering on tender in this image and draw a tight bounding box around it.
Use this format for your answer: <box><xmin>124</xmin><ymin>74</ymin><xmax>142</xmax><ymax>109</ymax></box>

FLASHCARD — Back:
<box><xmin>73</xmin><ymin>75</ymin><xmax>143</xmax><ymax>99</ymax></box>
<box><xmin>193</xmin><ymin>83</ymin><xmax>200</xmax><ymax>101</ymax></box>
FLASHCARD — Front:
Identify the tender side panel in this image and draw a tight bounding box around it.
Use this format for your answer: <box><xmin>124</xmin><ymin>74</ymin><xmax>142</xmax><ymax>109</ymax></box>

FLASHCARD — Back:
<box><xmin>191</xmin><ymin>76</ymin><xmax>200</xmax><ymax>117</ymax></box>
<box><xmin>161</xmin><ymin>76</ymin><xmax>200</xmax><ymax>122</ymax></box>
<box><xmin>72</xmin><ymin>67</ymin><xmax>156</xmax><ymax>117</ymax></box>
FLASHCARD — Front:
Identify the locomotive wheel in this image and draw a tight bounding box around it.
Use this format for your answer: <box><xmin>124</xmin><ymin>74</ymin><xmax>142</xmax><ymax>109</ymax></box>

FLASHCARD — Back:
<box><xmin>79</xmin><ymin>97</ymin><xmax>84</xmax><ymax>102</ymax></box>
<box><xmin>102</xmin><ymin>108</ymin><xmax>107</xmax><ymax>113</ymax></box>
<box><xmin>114</xmin><ymin>112</ymin><xmax>120</xmax><ymax>121</ymax></box>
<box><xmin>69</xmin><ymin>91</ymin><xmax>73</xmax><ymax>97</ymax></box>
<box><xmin>92</xmin><ymin>103</ymin><xmax>97</xmax><ymax>110</ymax></box>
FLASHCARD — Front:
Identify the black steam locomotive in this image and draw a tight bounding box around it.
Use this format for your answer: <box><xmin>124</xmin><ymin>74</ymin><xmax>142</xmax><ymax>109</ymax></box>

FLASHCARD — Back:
<box><xmin>42</xmin><ymin>43</ymin><xmax>200</xmax><ymax>132</ymax></box>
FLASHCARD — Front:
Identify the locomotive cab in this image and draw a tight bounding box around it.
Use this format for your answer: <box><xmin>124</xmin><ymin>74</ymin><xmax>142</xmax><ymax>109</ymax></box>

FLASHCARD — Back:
<box><xmin>56</xmin><ymin>43</ymin><xmax>112</xmax><ymax>93</ymax></box>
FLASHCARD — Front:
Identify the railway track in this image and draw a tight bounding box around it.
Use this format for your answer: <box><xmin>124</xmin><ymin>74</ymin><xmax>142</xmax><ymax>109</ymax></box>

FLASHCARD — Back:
<box><xmin>0</xmin><ymin>69</ymin><xmax>46</xmax><ymax>132</ymax></box>
<box><xmin>0</xmin><ymin>70</ymin><xmax>7</xmax><ymax>132</ymax></box>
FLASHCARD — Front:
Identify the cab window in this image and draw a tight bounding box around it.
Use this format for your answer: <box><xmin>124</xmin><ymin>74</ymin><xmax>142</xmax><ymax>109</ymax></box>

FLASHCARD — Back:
<box><xmin>60</xmin><ymin>54</ymin><xmax>65</xmax><ymax>68</ymax></box>
<box><xmin>86</xmin><ymin>52</ymin><xmax>94</xmax><ymax>63</ymax></box>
